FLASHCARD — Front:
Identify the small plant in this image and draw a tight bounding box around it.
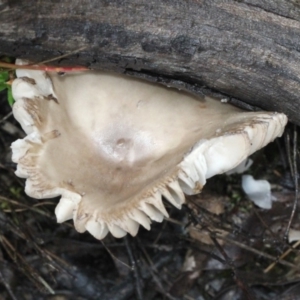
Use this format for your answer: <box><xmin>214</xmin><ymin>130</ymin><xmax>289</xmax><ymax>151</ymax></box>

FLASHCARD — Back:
<box><xmin>0</xmin><ymin>68</ymin><xmax>14</xmax><ymax>106</ymax></box>
<box><xmin>0</xmin><ymin>57</ymin><xmax>89</xmax><ymax>106</ymax></box>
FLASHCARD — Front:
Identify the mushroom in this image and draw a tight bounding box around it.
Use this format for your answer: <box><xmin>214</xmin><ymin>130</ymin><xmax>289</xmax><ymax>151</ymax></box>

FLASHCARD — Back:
<box><xmin>242</xmin><ymin>175</ymin><xmax>272</xmax><ymax>209</ymax></box>
<box><xmin>11</xmin><ymin>62</ymin><xmax>288</xmax><ymax>239</ymax></box>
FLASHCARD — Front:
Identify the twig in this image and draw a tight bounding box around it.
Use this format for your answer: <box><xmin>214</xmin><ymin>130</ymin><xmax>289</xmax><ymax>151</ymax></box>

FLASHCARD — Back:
<box><xmin>153</xmin><ymin>217</ymin><xmax>168</xmax><ymax>245</ymax></box>
<box><xmin>0</xmin><ymin>268</ymin><xmax>18</xmax><ymax>300</ymax></box>
<box><xmin>284</xmin><ymin>125</ymin><xmax>299</xmax><ymax>241</ymax></box>
<box><xmin>101</xmin><ymin>241</ymin><xmax>131</xmax><ymax>269</ymax></box>
<box><xmin>213</xmin><ymin>233</ymin><xmax>296</xmax><ymax>269</ymax></box>
<box><xmin>0</xmin><ymin>111</ymin><xmax>13</xmax><ymax>125</ymax></box>
<box><xmin>0</xmin><ymin>196</ymin><xmax>54</xmax><ymax>218</ymax></box>
<box><xmin>138</xmin><ymin>239</ymin><xmax>178</xmax><ymax>300</ymax></box>
<box><xmin>210</xmin><ymin>234</ymin><xmax>256</xmax><ymax>300</ymax></box>
<box><xmin>0</xmin><ymin>46</ymin><xmax>89</xmax><ymax>72</ymax></box>
<box><xmin>0</xmin><ymin>235</ymin><xmax>55</xmax><ymax>294</ymax></box>
<box><xmin>253</xmin><ymin>208</ymin><xmax>278</xmax><ymax>242</ymax></box>
<box><xmin>38</xmin><ymin>46</ymin><xmax>88</xmax><ymax>65</ymax></box>
<box><xmin>0</xmin><ymin>61</ymin><xmax>88</xmax><ymax>72</ymax></box>
<box><xmin>264</xmin><ymin>240</ymin><xmax>300</xmax><ymax>273</ymax></box>
<box><xmin>124</xmin><ymin>236</ymin><xmax>143</xmax><ymax>300</ymax></box>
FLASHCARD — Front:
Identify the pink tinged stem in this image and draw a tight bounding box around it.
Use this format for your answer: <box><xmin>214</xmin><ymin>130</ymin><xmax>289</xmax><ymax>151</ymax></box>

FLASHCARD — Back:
<box><xmin>0</xmin><ymin>62</ymin><xmax>89</xmax><ymax>72</ymax></box>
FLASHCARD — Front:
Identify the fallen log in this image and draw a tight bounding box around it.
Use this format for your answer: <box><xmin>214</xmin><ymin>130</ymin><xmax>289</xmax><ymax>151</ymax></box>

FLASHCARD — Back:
<box><xmin>1</xmin><ymin>0</ymin><xmax>300</xmax><ymax>124</ymax></box>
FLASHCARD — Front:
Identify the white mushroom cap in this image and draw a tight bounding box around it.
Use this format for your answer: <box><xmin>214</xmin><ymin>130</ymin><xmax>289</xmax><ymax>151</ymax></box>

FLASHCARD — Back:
<box><xmin>11</xmin><ymin>62</ymin><xmax>288</xmax><ymax>239</ymax></box>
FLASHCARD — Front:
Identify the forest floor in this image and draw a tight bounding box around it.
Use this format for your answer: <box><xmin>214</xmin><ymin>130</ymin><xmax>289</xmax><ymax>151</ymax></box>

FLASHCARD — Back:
<box><xmin>0</xmin><ymin>90</ymin><xmax>300</xmax><ymax>300</ymax></box>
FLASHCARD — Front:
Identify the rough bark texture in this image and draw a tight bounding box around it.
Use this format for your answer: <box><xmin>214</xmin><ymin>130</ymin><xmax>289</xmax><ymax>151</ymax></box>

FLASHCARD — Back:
<box><xmin>1</xmin><ymin>0</ymin><xmax>300</xmax><ymax>124</ymax></box>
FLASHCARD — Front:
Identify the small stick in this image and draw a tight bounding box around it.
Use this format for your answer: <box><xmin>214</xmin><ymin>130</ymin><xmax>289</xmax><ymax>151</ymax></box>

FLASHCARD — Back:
<box><xmin>264</xmin><ymin>240</ymin><xmax>300</xmax><ymax>273</ymax></box>
<box><xmin>0</xmin><ymin>61</ymin><xmax>89</xmax><ymax>72</ymax></box>
<box><xmin>210</xmin><ymin>234</ymin><xmax>256</xmax><ymax>300</ymax></box>
<box><xmin>38</xmin><ymin>46</ymin><xmax>87</xmax><ymax>65</ymax></box>
<box><xmin>284</xmin><ymin>125</ymin><xmax>299</xmax><ymax>241</ymax></box>
<box><xmin>0</xmin><ymin>269</ymin><xmax>18</xmax><ymax>300</ymax></box>
<box><xmin>0</xmin><ymin>111</ymin><xmax>13</xmax><ymax>125</ymax></box>
<box><xmin>124</xmin><ymin>236</ymin><xmax>143</xmax><ymax>300</ymax></box>
<box><xmin>0</xmin><ymin>46</ymin><xmax>89</xmax><ymax>72</ymax></box>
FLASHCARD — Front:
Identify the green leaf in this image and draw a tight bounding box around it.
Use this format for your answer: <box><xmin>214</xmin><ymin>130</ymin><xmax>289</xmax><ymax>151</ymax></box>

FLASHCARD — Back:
<box><xmin>0</xmin><ymin>69</ymin><xmax>15</xmax><ymax>105</ymax></box>
<box><xmin>7</xmin><ymin>86</ymin><xmax>14</xmax><ymax>106</ymax></box>
<box><xmin>0</xmin><ymin>71</ymin><xmax>9</xmax><ymax>83</ymax></box>
<box><xmin>0</xmin><ymin>83</ymin><xmax>7</xmax><ymax>92</ymax></box>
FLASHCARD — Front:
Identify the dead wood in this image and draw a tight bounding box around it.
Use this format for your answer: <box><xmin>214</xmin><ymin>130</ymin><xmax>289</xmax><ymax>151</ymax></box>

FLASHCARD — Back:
<box><xmin>1</xmin><ymin>0</ymin><xmax>300</xmax><ymax>124</ymax></box>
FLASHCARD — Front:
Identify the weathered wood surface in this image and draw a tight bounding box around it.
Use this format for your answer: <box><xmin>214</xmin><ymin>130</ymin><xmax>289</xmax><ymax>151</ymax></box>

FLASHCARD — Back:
<box><xmin>1</xmin><ymin>0</ymin><xmax>300</xmax><ymax>124</ymax></box>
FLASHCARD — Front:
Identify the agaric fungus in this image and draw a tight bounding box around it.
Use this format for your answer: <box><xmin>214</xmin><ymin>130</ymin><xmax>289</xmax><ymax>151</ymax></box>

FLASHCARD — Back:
<box><xmin>11</xmin><ymin>62</ymin><xmax>288</xmax><ymax>240</ymax></box>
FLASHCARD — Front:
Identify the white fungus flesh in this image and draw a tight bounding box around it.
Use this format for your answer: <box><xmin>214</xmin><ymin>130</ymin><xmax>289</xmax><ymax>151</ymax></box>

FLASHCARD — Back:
<box><xmin>242</xmin><ymin>175</ymin><xmax>272</xmax><ymax>209</ymax></box>
<box><xmin>11</xmin><ymin>62</ymin><xmax>288</xmax><ymax>240</ymax></box>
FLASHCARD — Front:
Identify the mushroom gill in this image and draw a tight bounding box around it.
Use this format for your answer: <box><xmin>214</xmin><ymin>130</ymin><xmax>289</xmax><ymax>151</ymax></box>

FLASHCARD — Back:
<box><xmin>11</xmin><ymin>64</ymin><xmax>288</xmax><ymax>239</ymax></box>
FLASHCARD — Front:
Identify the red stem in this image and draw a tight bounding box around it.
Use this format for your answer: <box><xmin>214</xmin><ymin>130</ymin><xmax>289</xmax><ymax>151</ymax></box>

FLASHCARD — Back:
<box><xmin>0</xmin><ymin>61</ymin><xmax>89</xmax><ymax>72</ymax></box>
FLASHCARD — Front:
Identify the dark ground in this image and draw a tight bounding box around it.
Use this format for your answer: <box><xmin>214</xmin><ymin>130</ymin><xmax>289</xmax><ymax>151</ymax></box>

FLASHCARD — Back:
<box><xmin>0</xmin><ymin>89</ymin><xmax>300</xmax><ymax>300</ymax></box>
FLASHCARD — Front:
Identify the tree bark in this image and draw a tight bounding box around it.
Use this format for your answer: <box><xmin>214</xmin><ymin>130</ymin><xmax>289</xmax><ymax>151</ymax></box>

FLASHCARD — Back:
<box><xmin>1</xmin><ymin>0</ymin><xmax>300</xmax><ymax>124</ymax></box>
